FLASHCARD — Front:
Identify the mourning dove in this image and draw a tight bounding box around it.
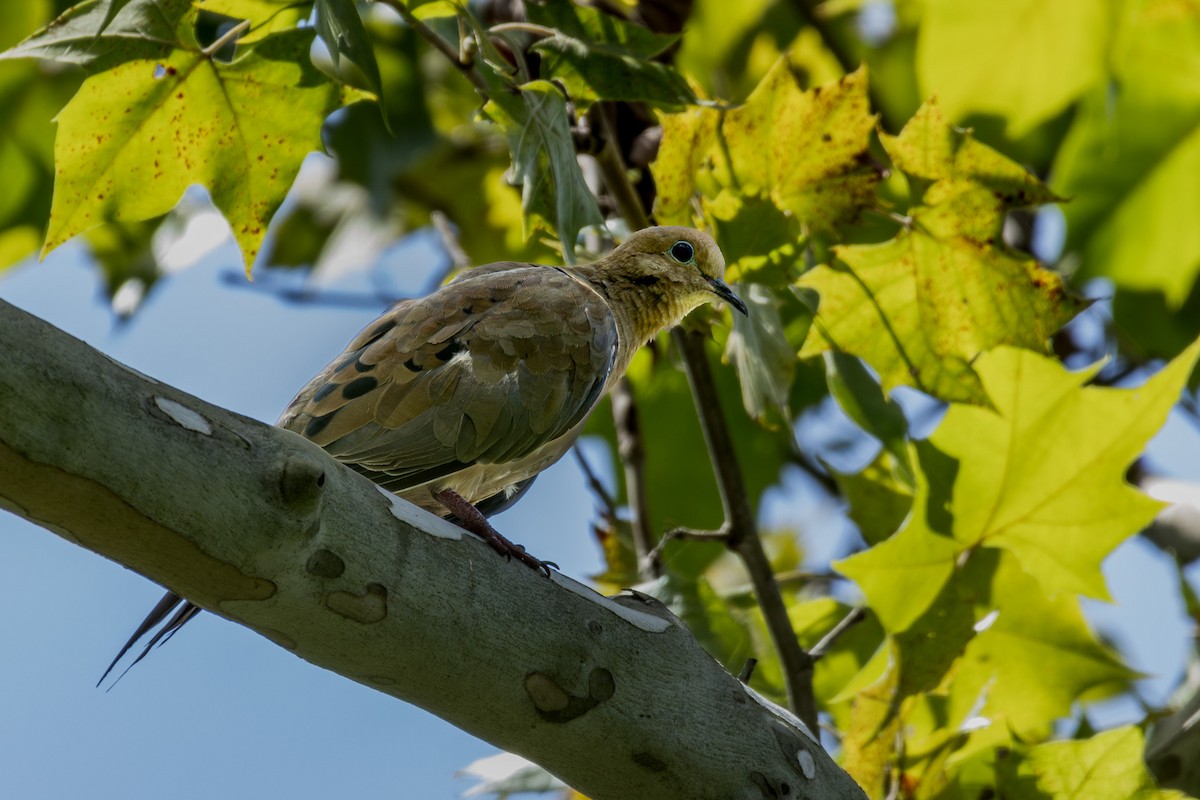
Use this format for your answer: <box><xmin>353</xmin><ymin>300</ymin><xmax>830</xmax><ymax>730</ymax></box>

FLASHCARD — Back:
<box><xmin>99</xmin><ymin>226</ymin><xmax>745</xmax><ymax>684</ymax></box>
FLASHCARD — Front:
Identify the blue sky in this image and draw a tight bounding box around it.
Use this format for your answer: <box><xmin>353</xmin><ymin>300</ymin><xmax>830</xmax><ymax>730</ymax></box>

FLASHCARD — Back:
<box><xmin>2</xmin><ymin>213</ymin><xmax>1198</xmax><ymax>798</ymax></box>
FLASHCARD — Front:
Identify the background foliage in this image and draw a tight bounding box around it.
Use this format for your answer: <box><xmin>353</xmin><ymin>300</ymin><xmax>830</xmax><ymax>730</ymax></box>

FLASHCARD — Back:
<box><xmin>3</xmin><ymin>0</ymin><xmax>1200</xmax><ymax>797</ymax></box>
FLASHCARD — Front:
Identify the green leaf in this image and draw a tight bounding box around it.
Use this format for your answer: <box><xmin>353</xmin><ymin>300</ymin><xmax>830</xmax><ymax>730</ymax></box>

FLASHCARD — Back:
<box><xmin>1053</xmin><ymin>4</ymin><xmax>1200</xmax><ymax>308</ymax></box>
<box><xmin>723</xmin><ymin>283</ymin><xmax>797</xmax><ymax>428</ymax></box>
<box><xmin>0</xmin><ymin>0</ymin><xmax>192</xmax><ymax>69</ymax></box>
<box><xmin>710</xmin><ymin>62</ymin><xmax>880</xmax><ymax>232</ymax></box>
<box><xmin>44</xmin><ymin>27</ymin><xmax>365</xmax><ymax>272</ymax></box>
<box><xmin>195</xmin><ymin>0</ymin><xmax>310</xmax><ymax>41</ymax></box>
<box><xmin>652</xmin><ymin>103</ymin><xmax>716</xmax><ymax>226</ymax></box>
<box><xmin>1001</xmin><ymin>727</ymin><xmax>1188</xmax><ymax>799</ymax></box>
<box><xmin>799</xmin><ymin>101</ymin><xmax>1084</xmax><ymax>405</ymax></box>
<box><xmin>706</xmin><ymin>192</ymin><xmax>802</xmax><ymax>286</ymax></box>
<box><xmin>526</xmin><ymin>1</ymin><xmax>679</xmax><ymax>60</ymax></box>
<box><xmin>314</xmin><ymin>0</ymin><xmax>384</xmax><ymax>102</ymax></box>
<box><xmin>526</xmin><ymin>0</ymin><xmax>692</xmax><ymax>109</ymax></box>
<box><xmin>652</xmin><ymin>60</ymin><xmax>880</xmax><ymax>232</ymax></box>
<box><xmin>933</xmin><ymin>341</ymin><xmax>1200</xmax><ymax>599</ymax></box>
<box><xmin>836</xmin><ymin>468</ymin><xmax>959</xmax><ymax>632</ymax></box>
<box><xmin>842</xmin><ymin>340</ymin><xmax>1200</xmax><ymax>635</ymax></box>
<box><xmin>951</xmin><ymin>557</ymin><xmax>1135</xmax><ymax>741</ymax></box>
<box><xmin>832</xmin><ymin>449</ymin><xmax>914</xmax><ymax>547</ymax></box>
<box><xmin>532</xmin><ymin>32</ymin><xmax>693</xmax><ymax>109</ymax></box>
<box><xmin>824</xmin><ymin>351</ymin><xmax>911</xmax><ymax>485</ymax></box>
<box><xmin>916</xmin><ymin>0</ymin><xmax>1111</xmax><ymax>136</ymax></box>
<box><xmin>483</xmin><ymin>80</ymin><xmax>602</xmax><ymax>263</ymax></box>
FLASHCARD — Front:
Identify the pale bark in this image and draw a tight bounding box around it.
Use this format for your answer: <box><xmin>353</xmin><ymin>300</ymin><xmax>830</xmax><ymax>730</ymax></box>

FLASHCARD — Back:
<box><xmin>0</xmin><ymin>299</ymin><xmax>866</xmax><ymax>800</ymax></box>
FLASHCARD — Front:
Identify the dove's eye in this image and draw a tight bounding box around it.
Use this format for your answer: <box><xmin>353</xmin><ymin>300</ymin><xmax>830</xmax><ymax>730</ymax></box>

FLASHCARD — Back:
<box><xmin>669</xmin><ymin>241</ymin><xmax>694</xmax><ymax>263</ymax></box>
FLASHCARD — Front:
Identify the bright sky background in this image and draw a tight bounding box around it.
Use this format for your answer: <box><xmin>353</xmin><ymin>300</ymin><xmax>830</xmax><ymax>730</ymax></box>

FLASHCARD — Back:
<box><xmin>2</xmin><ymin>194</ymin><xmax>1199</xmax><ymax>798</ymax></box>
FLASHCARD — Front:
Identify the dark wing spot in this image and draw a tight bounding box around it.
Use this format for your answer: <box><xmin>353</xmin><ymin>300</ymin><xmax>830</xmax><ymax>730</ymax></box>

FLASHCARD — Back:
<box><xmin>342</xmin><ymin>376</ymin><xmax>379</xmax><ymax>399</ymax></box>
<box><xmin>354</xmin><ymin>357</ymin><xmax>376</xmax><ymax>373</ymax></box>
<box><xmin>305</xmin><ymin>411</ymin><xmax>337</xmax><ymax>438</ymax></box>
<box><xmin>313</xmin><ymin>383</ymin><xmax>338</xmax><ymax>402</ymax></box>
<box><xmin>631</xmin><ymin>275</ymin><xmax>660</xmax><ymax>287</ymax></box>
<box><xmin>403</xmin><ymin>358</ymin><xmax>421</xmax><ymax>372</ymax></box>
<box><xmin>362</xmin><ymin>319</ymin><xmax>396</xmax><ymax>347</ymax></box>
<box><xmin>435</xmin><ymin>341</ymin><xmax>464</xmax><ymax>361</ymax></box>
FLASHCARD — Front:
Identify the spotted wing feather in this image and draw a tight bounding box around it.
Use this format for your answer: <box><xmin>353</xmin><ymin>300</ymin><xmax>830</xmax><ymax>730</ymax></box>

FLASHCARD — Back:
<box><xmin>277</xmin><ymin>266</ymin><xmax>617</xmax><ymax>490</ymax></box>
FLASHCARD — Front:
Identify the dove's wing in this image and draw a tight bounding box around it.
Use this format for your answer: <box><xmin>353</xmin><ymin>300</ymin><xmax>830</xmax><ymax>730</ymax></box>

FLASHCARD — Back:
<box><xmin>277</xmin><ymin>265</ymin><xmax>617</xmax><ymax>491</ymax></box>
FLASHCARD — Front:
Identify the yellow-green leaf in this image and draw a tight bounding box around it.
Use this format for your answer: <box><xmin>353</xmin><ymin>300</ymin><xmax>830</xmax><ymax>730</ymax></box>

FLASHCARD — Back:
<box><xmin>711</xmin><ymin>62</ymin><xmax>879</xmax><ymax>232</ymax></box>
<box><xmin>652</xmin><ymin>59</ymin><xmax>880</xmax><ymax>233</ymax></box>
<box><xmin>840</xmin><ymin>340</ymin><xmax>1200</xmax><ymax>632</ymax></box>
<box><xmin>933</xmin><ymin>341</ymin><xmax>1200</xmax><ymax>599</ymax></box>
<box><xmin>951</xmin><ymin>556</ymin><xmax>1135</xmax><ymax>741</ymax></box>
<box><xmin>799</xmin><ymin>102</ymin><xmax>1083</xmax><ymax>404</ymax></box>
<box><xmin>917</xmin><ymin>0</ymin><xmax>1111</xmax><ymax>136</ymax></box>
<box><xmin>1053</xmin><ymin>3</ymin><xmax>1200</xmax><ymax>308</ymax></box>
<box><xmin>998</xmin><ymin>727</ymin><xmax>1184</xmax><ymax>799</ymax></box>
<box><xmin>44</xmin><ymin>28</ymin><xmax>362</xmax><ymax>272</ymax></box>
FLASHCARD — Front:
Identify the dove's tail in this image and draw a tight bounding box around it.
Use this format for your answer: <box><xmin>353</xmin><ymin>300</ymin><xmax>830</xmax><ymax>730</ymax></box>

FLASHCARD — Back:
<box><xmin>97</xmin><ymin>591</ymin><xmax>201</xmax><ymax>690</ymax></box>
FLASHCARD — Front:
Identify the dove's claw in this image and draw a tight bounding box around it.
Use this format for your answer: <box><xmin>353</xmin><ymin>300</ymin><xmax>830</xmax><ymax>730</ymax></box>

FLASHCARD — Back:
<box><xmin>435</xmin><ymin>488</ymin><xmax>555</xmax><ymax>576</ymax></box>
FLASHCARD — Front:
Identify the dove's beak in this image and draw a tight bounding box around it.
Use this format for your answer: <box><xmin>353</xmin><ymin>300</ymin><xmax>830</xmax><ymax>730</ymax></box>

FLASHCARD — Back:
<box><xmin>708</xmin><ymin>278</ymin><xmax>748</xmax><ymax>316</ymax></box>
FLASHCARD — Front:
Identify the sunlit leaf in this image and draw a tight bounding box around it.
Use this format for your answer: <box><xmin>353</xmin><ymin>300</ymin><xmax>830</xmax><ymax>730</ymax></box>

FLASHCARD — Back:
<box><xmin>1053</xmin><ymin>3</ymin><xmax>1200</xmax><ymax>308</ymax></box>
<box><xmin>799</xmin><ymin>101</ymin><xmax>1084</xmax><ymax>404</ymax></box>
<box><xmin>652</xmin><ymin>60</ymin><xmax>880</xmax><ymax>233</ymax></box>
<box><xmin>840</xmin><ymin>341</ymin><xmax>1200</xmax><ymax>633</ymax></box>
<box><xmin>44</xmin><ymin>27</ymin><xmax>365</xmax><ymax>272</ymax></box>
<box><xmin>999</xmin><ymin>726</ymin><xmax>1187</xmax><ymax>799</ymax></box>
<box><xmin>950</xmin><ymin>555</ymin><xmax>1136</xmax><ymax>740</ymax></box>
<box><xmin>706</xmin><ymin>192</ymin><xmax>802</xmax><ymax>286</ymax></box>
<box><xmin>934</xmin><ymin>342</ymin><xmax>1200</xmax><ymax>599</ymax></box>
<box><xmin>917</xmin><ymin>0</ymin><xmax>1110</xmax><ymax>136</ymax></box>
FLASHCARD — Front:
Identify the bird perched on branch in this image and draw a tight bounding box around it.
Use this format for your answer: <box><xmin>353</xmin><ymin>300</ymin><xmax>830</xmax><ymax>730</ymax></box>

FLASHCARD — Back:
<box><xmin>99</xmin><ymin>226</ymin><xmax>745</xmax><ymax>685</ymax></box>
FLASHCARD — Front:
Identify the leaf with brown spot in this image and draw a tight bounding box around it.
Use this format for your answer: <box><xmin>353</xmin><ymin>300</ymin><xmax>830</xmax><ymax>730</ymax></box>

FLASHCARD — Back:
<box><xmin>798</xmin><ymin>101</ymin><xmax>1086</xmax><ymax>405</ymax></box>
<box><xmin>43</xmin><ymin>25</ymin><xmax>367</xmax><ymax>273</ymax></box>
<box><xmin>652</xmin><ymin>58</ymin><xmax>881</xmax><ymax>233</ymax></box>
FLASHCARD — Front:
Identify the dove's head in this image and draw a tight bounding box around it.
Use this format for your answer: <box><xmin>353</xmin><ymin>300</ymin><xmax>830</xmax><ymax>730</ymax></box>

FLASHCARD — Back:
<box><xmin>604</xmin><ymin>226</ymin><xmax>747</xmax><ymax>323</ymax></box>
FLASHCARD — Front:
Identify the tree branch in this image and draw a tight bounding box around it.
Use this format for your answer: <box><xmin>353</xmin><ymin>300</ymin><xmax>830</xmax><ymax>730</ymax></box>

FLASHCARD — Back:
<box><xmin>0</xmin><ymin>300</ymin><xmax>863</xmax><ymax>800</ymax></box>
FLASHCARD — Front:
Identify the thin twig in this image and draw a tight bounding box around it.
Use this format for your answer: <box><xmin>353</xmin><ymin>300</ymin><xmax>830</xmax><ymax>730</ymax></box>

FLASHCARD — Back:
<box><xmin>202</xmin><ymin>18</ymin><xmax>250</xmax><ymax>57</ymax></box>
<box><xmin>648</xmin><ymin>524</ymin><xmax>729</xmax><ymax>567</ymax></box>
<box><xmin>737</xmin><ymin>658</ymin><xmax>758</xmax><ymax>683</ymax></box>
<box><xmin>383</xmin><ymin>0</ymin><xmax>489</xmax><ymax>92</ymax></box>
<box><xmin>430</xmin><ymin>210</ymin><xmax>472</xmax><ymax>287</ymax></box>
<box><xmin>572</xmin><ymin>446</ymin><xmax>619</xmax><ymax>520</ymax></box>
<box><xmin>809</xmin><ymin>607</ymin><xmax>866</xmax><ymax>660</ymax></box>
<box><xmin>675</xmin><ymin>328</ymin><xmax>818</xmax><ymax>732</ymax></box>
<box><xmin>612</xmin><ymin>378</ymin><xmax>658</xmax><ymax>579</ymax></box>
